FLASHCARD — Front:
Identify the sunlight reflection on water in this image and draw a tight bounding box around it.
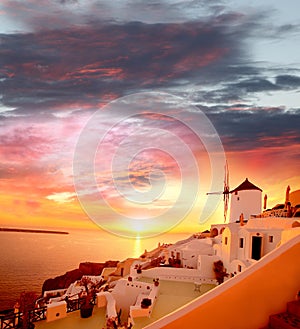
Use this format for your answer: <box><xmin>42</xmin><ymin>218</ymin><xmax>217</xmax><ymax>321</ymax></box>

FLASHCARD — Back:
<box><xmin>0</xmin><ymin>229</ymin><xmax>189</xmax><ymax>310</ymax></box>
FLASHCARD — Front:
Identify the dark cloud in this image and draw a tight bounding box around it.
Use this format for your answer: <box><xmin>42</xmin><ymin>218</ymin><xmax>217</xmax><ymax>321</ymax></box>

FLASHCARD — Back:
<box><xmin>207</xmin><ymin>106</ymin><xmax>300</xmax><ymax>151</ymax></box>
<box><xmin>0</xmin><ymin>20</ymin><xmax>244</xmax><ymax>112</ymax></box>
<box><xmin>232</xmin><ymin>78</ymin><xmax>279</xmax><ymax>93</ymax></box>
<box><xmin>58</xmin><ymin>0</ymin><xmax>78</xmax><ymax>4</ymax></box>
<box><xmin>0</xmin><ymin>2</ymin><xmax>299</xmax><ymax>162</ymax></box>
<box><xmin>276</xmin><ymin>23</ymin><xmax>300</xmax><ymax>35</ymax></box>
<box><xmin>276</xmin><ymin>75</ymin><xmax>300</xmax><ymax>88</ymax></box>
<box><xmin>0</xmin><ymin>0</ymin><xmax>225</xmax><ymax>33</ymax></box>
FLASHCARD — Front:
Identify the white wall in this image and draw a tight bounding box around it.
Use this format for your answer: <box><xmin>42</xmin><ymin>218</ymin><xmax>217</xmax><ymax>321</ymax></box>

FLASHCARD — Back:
<box><xmin>198</xmin><ymin>255</ymin><xmax>220</xmax><ymax>279</ymax></box>
<box><xmin>182</xmin><ymin>250</ymin><xmax>198</xmax><ymax>268</ymax></box>
<box><xmin>181</xmin><ymin>241</ymin><xmax>214</xmax><ymax>269</ymax></box>
<box><xmin>112</xmin><ymin>279</ymin><xmax>153</xmax><ymax>314</ymax></box>
<box><xmin>221</xmin><ymin>225</ymin><xmax>239</xmax><ymax>267</ymax></box>
<box><xmin>262</xmin><ymin>230</ymin><xmax>282</xmax><ymax>256</ymax></box>
<box><xmin>141</xmin><ymin>267</ymin><xmax>217</xmax><ymax>284</ymax></box>
<box><xmin>230</xmin><ymin>190</ymin><xmax>262</xmax><ymax>222</ymax></box>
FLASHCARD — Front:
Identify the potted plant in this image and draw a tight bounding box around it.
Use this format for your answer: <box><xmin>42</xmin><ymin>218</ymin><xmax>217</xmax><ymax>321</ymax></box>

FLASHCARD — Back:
<box><xmin>79</xmin><ymin>277</ymin><xmax>95</xmax><ymax>318</ymax></box>
<box><xmin>17</xmin><ymin>291</ymin><xmax>38</xmax><ymax>329</ymax></box>
<box><xmin>213</xmin><ymin>260</ymin><xmax>229</xmax><ymax>285</ymax></box>
<box><xmin>135</xmin><ymin>264</ymin><xmax>142</xmax><ymax>274</ymax></box>
<box><xmin>141</xmin><ymin>298</ymin><xmax>152</xmax><ymax>309</ymax></box>
<box><xmin>153</xmin><ymin>278</ymin><xmax>159</xmax><ymax>287</ymax></box>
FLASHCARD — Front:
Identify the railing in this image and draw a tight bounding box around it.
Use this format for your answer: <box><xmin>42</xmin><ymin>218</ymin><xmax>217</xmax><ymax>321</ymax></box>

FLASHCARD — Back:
<box><xmin>0</xmin><ymin>311</ymin><xmax>22</xmax><ymax>329</ymax></box>
<box><xmin>66</xmin><ymin>298</ymin><xmax>80</xmax><ymax>313</ymax></box>
<box><xmin>0</xmin><ymin>307</ymin><xmax>47</xmax><ymax>329</ymax></box>
<box><xmin>28</xmin><ymin>307</ymin><xmax>47</xmax><ymax>322</ymax></box>
<box><xmin>0</xmin><ymin>295</ymin><xmax>98</xmax><ymax>329</ymax></box>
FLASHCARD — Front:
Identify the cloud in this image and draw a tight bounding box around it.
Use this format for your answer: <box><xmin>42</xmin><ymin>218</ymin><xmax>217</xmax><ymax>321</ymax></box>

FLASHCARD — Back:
<box><xmin>275</xmin><ymin>75</ymin><xmax>300</xmax><ymax>88</ymax></box>
<box><xmin>1</xmin><ymin>3</ymin><xmax>299</xmax><ymax>120</ymax></box>
<box><xmin>207</xmin><ymin>106</ymin><xmax>300</xmax><ymax>151</ymax></box>
<box><xmin>0</xmin><ymin>7</ymin><xmax>299</xmax><ymax>168</ymax></box>
<box><xmin>1</xmin><ymin>1</ymin><xmax>300</xmax><ymax>231</ymax></box>
<box><xmin>46</xmin><ymin>191</ymin><xmax>77</xmax><ymax>203</ymax></box>
<box><xmin>0</xmin><ymin>19</ymin><xmax>247</xmax><ymax>113</ymax></box>
<box><xmin>0</xmin><ymin>125</ymin><xmax>53</xmax><ymax>162</ymax></box>
<box><xmin>0</xmin><ymin>0</ymin><xmax>226</xmax><ymax>32</ymax></box>
<box><xmin>231</xmin><ymin>78</ymin><xmax>279</xmax><ymax>93</ymax></box>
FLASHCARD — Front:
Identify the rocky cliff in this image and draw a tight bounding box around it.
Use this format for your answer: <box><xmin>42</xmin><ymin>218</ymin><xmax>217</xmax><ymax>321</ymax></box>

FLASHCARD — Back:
<box><xmin>42</xmin><ymin>260</ymin><xmax>118</xmax><ymax>293</ymax></box>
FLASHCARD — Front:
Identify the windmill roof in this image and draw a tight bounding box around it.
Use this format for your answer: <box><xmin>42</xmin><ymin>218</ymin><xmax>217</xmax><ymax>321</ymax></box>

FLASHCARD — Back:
<box><xmin>230</xmin><ymin>178</ymin><xmax>262</xmax><ymax>193</ymax></box>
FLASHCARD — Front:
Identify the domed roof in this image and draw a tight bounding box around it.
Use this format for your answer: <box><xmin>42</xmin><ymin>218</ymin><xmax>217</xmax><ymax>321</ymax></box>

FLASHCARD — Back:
<box><xmin>230</xmin><ymin>178</ymin><xmax>262</xmax><ymax>193</ymax></box>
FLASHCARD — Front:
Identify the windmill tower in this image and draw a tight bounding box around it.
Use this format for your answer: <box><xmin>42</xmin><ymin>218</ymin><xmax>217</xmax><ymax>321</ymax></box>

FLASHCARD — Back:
<box><xmin>229</xmin><ymin>178</ymin><xmax>262</xmax><ymax>222</ymax></box>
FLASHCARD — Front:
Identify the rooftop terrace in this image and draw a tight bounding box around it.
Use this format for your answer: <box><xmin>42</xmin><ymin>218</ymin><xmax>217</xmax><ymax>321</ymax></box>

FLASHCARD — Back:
<box><xmin>133</xmin><ymin>278</ymin><xmax>215</xmax><ymax>329</ymax></box>
<box><xmin>35</xmin><ymin>279</ymin><xmax>215</xmax><ymax>329</ymax></box>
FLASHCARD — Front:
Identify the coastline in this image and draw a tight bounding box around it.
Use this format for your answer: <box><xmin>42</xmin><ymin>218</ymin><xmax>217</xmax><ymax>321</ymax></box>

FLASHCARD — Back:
<box><xmin>0</xmin><ymin>227</ymin><xmax>69</xmax><ymax>235</ymax></box>
<box><xmin>0</xmin><ymin>230</ymin><xmax>190</xmax><ymax>311</ymax></box>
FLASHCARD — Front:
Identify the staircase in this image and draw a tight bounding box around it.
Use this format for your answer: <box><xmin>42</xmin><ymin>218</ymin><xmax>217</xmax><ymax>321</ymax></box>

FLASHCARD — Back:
<box><xmin>262</xmin><ymin>300</ymin><xmax>300</xmax><ymax>329</ymax></box>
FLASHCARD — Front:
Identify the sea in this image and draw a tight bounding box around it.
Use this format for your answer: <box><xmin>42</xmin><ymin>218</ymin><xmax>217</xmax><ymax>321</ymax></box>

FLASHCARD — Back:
<box><xmin>0</xmin><ymin>229</ymin><xmax>189</xmax><ymax>311</ymax></box>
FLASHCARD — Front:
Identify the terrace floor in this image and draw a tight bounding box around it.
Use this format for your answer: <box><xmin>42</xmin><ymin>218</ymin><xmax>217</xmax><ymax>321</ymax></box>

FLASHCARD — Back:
<box><xmin>133</xmin><ymin>278</ymin><xmax>215</xmax><ymax>329</ymax></box>
<box><xmin>35</xmin><ymin>279</ymin><xmax>215</xmax><ymax>329</ymax></box>
<box><xmin>36</xmin><ymin>307</ymin><xmax>107</xmax><ymax>329</ymax></box>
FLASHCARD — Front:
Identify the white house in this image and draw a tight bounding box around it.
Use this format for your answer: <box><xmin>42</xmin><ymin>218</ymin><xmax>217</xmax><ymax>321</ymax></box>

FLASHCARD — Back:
<box><xmin>217</xmin><ymin>216</ymin><xmax>299</xmax><ymax>276</ymax></box>
<box><xmin>210</xmin><ymin>182</ymin><xmax>300</xmax><ymax>277</ymax></box>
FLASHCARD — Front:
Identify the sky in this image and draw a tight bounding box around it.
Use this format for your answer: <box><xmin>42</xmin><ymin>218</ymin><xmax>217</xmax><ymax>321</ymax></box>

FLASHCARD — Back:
<box><xmin>0</xmin><ymin>0</ymin><xmax>299</xmax><ymax>237</ymax></box>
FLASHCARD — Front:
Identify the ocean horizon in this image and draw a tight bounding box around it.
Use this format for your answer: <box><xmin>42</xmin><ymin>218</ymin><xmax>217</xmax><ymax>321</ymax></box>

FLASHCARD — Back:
<box><xmin>0</xmin><ymin>228</ymin><xmax>190</xmax><ymax>311</ymax></box>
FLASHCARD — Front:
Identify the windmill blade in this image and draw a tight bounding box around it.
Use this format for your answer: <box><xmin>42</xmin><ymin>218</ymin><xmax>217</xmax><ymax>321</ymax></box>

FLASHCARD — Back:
<box><xmin>206</xmin><ymin>160</ymin><xmax>230</xmax><ymax>223</ymax></box>
<box><xmin>206</xmin><ymin>191</ymin><xmax>223</xmax><ymax>195</ymax></box>
<box><xmin>224</xmin><ymin>160</ymin><xmax>229</xmax><ymax>193</ymax></box>
<box><xmin>223</xmin><ymin>161</ymin><xmax>230</xmax><ymax>222</ymax></box>
<box><xmin>224</xmin><ymin>193</ymin><xmax>229</xmax><ymax>223</ymax></box>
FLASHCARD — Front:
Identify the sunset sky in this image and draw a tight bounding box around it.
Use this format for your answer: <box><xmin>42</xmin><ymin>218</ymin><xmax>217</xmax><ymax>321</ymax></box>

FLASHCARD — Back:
<box><xmin>0</xmin><ymin>0</ymin><xmax>299</xmax><ymax>237</ymax></box>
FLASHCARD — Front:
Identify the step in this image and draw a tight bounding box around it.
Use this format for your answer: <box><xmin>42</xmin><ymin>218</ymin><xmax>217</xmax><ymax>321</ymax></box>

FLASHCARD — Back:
<box><xmin>288</xmin><ymin>301</ymin><xmax>300</xmax><ymax>318</ymax></box>
<box><xmin>269</xmin><ymin>312</ymin><xmax>300</xmax><ymax>329</ymax></box>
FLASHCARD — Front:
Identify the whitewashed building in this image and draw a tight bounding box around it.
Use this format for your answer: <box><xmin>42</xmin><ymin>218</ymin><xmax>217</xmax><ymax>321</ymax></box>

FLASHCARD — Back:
<box><xmin>162</xmin><ymin>180</ymin><xmax>300</xmax><ymax>281</ymax></box>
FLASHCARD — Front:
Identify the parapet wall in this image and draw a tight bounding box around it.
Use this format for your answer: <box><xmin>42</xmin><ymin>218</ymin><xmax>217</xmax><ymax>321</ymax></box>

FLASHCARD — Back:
<box><xmin>145</xmin><ymin>234</ymin><xmax>300</xmax><ymax>329</ymax></box>
<box><xmin>142</xmin><ymin>267</ymin><xmax>216</xmax><ymax>285</ymax></box>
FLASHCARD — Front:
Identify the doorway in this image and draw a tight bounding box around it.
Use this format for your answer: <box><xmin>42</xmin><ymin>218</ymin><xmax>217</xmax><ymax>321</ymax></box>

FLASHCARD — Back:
<box><xmin>251</xmin><ymin>236</ymin><xmax>262</xmax><ymax>260</ymax></box>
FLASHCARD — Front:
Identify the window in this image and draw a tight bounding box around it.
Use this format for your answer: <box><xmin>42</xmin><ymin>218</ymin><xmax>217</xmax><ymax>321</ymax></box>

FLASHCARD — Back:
<box><xmin>269</xmin><ymin>235</ymin><xmax>274</xmax><ymax>243</ymax></box>
<box><xmin>224</xmin><ymin>237</ymin><xmax>228</xmax><ymax>245</ymax></box>
<box><xmin>239</xmin><ymin>238</ymin><xmax>244</xmax><ymax>248</ymax></box>
<box><xmin>238</xmin><ymin>265</ymin><xmax>242</xmax><ymax>272</ymax></box>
